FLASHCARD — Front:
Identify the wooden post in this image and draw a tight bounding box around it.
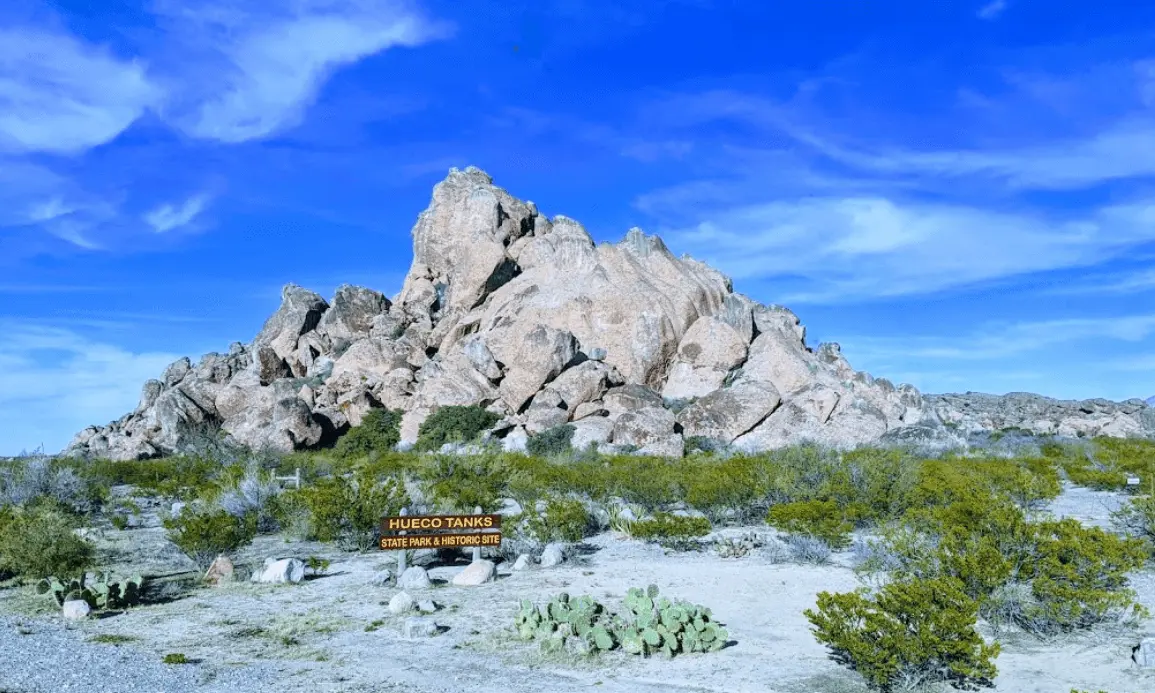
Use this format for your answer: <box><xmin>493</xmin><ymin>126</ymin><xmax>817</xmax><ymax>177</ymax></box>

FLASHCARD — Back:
<box><xmin>294</xmin><ymin>467</ymin><xmax>301</xmax><ymax>490</ymax></box>
<box><xmin>397</xmin><ymin>507</ymin><xmax>408</xmax><ymax>574</ymax></box>
<box><xmin>472</xmin><ymin>506</ymin><xmax>483</xmax><ymax>563</ymax></box>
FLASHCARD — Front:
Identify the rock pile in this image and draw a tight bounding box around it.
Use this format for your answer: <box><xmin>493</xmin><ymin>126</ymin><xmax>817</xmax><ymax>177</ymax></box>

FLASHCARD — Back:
<box><xmin>925</xmin><ymin>392</ymin><xmax>1155</xmax><ymax>439</ymax></box>
<box><xmin>62</xmin><ymin>167</ymin><xmax>1150</xmax><ymax>461</ymax></box>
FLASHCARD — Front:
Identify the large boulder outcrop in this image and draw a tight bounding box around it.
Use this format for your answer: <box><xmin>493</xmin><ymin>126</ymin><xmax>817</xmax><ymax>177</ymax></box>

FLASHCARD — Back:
<box><xmin>68</xmin><ymin>166</ymin><xmax>1142</xmax><ymax>462</ymax></box>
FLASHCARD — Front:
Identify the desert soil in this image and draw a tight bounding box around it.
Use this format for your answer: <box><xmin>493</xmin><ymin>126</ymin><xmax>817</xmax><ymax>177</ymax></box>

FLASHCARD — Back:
<box><xmin>1</xmin><ymin>482</ymin><xmax>1153</xmax><ymax>693</ymax></box>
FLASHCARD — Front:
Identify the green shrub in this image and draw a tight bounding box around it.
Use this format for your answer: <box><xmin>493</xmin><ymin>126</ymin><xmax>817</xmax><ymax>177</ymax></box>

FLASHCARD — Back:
<box><xmin>162</xmin><ymin>653</ymin><xmax>190</xmax><ymax>665</ymax></box>
<box><xmin>85</xmin><ymin>455</ymin><xmax>225</xmax><ymax>501</ymax></box>
<box><xmin>413</xmin><ymin>451</ymin><xmax>511</xmax><ymax>513</ymax></box>
<box><xmin>414</xmin><ymin>405</ymin><xmax>500</xmax><ymax>452</ymax></box>
<box><xmin>334</xmin><ymin>408</ymin><xmax>403</xmax><ymax>456</ymax></box>
<box><xmin>767</xmin><ymin>500</ymin><xmax>857</xmax><ymax>550</ymax></box>
<box><xmin>0</xmin><ymin>504</ymin><xmax>96</xmax><ymax>581</ymax></box>
<box><xmin>1110</xmin><ymin>493</ymin><xmax>1155</xmax><ymax>555</ymax></box>
<box><xmin>683</xmin><ymin>456</ymin><xmax>763</xmax><ymax>523</ymax></box>
<box><xmin>684</xmin><ymin>435</ymin><xmax>727</xmax><ymax>455</ymax></box>
<box><xmin>511</xmin><ymin>496</ymin><xmax>593</xmax><ymax>544</ymax></box>
<box><xmin>287</xmin><ymin>469</ymin><xmax>407</xmax><ymax>551</ymax></box>
<box><xmin>526</xmin><ymin>424</ymin><xmax>575</xmax><ymax>458</ymax></box>
<box><xmin>162</xmin><ymin>506</ymin><xmax>257</xmax><ymax>571</ymax></box>
<box><xmin>866</xmin><ymin>493</ymin><xmax>1149</xmax><ymax>639</ymax></box>
<box><xmin>805</xmin><ymin>576</ymin><xmax>1000</xmax><ymax>692</ymax></box>
<box><xmin>1020</xmin><ymin>518</ymin><xmax>1149</xmax><ymax>635</ymax></box>
<box><xmin>630</xmin><ymin>512</ymin><xmax>711</xmax><ymax>542</ymax></box>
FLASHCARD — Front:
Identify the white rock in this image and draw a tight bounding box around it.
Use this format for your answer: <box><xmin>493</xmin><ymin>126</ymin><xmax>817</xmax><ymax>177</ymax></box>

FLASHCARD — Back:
<box><xmin>540</xmin><ymin>543</ymin><xmax>565</xmax><ymax>568</ymax></box>
<box><xmin>417</xmin><ymin>599</ymin><xmax>437</xmax><ymax>613</ymax></box>
<box><xmin>451</xmin><ymin>560</ymin><xmax>496</xmax><ymax>586</ymax></box>
<box><xmin>368</xmin><ymin>569</ymin><xmax>393</xmax><ymax>586</ymax></box>
<box><xmin>511</xmin><ymin>554</ymin><xmax>532</xmax><ymax>571</ymax></box>
<box><xmin>388</xmin><ymin>591</ymin><xmax>415</xmax><ymax>615</ymax></box>
<box><xmin>170</xmin><ymin>501</ymin><xmax>186</xmax><ymax>517</ymax></box>
<box><xmin>402</xmin><ymin>617</ymin><xmax>440</xmax><ymax>638</ymax></box>
<box><xmin>62</xmin><ymin>600</ymin><xmax>91</xmax><ymax>619</ymax></box>
<box><xmin>398</xmin><ymin>566</ymin><xmax>432</xmax><ymax>590</ymax></box>
<box><xmin>250</xmin><ymin>558</ymin><xmax>306</xmax><ymax>584</ymax></box>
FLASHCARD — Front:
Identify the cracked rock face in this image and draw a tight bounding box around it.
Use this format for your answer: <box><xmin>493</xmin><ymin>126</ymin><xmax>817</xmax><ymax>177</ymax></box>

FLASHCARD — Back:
<box><xmin>64</xmin><ymin>166</ymin><xmax>1148</xmax><ymax>462</ymax></box>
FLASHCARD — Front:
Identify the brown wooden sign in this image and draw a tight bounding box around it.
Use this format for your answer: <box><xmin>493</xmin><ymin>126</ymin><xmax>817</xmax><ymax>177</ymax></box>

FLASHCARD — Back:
<box><xmin>379</xmin><ymin>512</ymin><xmax>502</xmax><ymax>550</ymax></box>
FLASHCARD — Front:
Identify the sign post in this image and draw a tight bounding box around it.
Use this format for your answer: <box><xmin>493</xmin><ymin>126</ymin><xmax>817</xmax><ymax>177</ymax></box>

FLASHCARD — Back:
<box><xmin>396</xmin><ymin>507</ymin><xmax>408</xmax><ymax>575</ymax></box>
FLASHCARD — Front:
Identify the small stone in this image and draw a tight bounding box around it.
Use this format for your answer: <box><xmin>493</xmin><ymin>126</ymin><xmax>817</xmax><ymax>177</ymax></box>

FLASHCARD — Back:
<box><xmin>170</xmin><ymin>502</ymin><xmax>186</xmax><ymax>517</ymax></box>
<box><xmin>203</xmin><ymin>556</ymin><xmax>235</xmax><ymax>586</ymax></box>
<box><xmin>417</xmin><ymin>599</ymin><xmax>437</xmax><ymax>613</ymax></box>
<box><xmin>388</xmin><ymin>591</ymin><xmax>415</xmax><ymax>615</ymax></box>
<box><xmin>62</xmin><ymin>600</ymin><xmax>91</xmax><ymax>620</ymax></box>
<box><xmin>402</xmin><ymin>617</ymin><xmax>439</xmax><ymax>638</ymax></box>
<box><xmin>540</xmin><ymin>543</ymin><xmax>565</xmax><ymax>568</ymax></box>
<box><xmin>588</xmin><ymin>347</ymin><xmax>607</xmax><ymax>361</ymax></box>
<box><xmin>250</xmin><ymin>558</ymin><xmax>305</xmax><ymax>584</ymax></box>
<box><xmin>1134</xmin><ymin>637</ymin><xmax>1155</xmax><ymax>668</ymax></box>
<box><xmin>511</xmin><ymin>554</ymin><xmax>532</xmax><ymax>571</ymax></box>
<box><xmin>368</xmin><ymin>569</ymin><xmax>393</xmax><ymax>586</ymax></box>
<box><xmin>451</xmin><ymin>560</ymin><xmax>495</xmax><ymax>586</ymax></box>
<box><xmin>398</xmin><ymin>566</ymin><xmax>432</xmax><ymax>590</ymax></box>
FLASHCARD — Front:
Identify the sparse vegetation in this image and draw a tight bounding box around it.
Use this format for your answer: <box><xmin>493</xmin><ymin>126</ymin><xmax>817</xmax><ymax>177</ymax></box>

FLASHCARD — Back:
<box><xmin>283</xmin><ymin>467</ymin><xmax>407</xmax><ymax>551</ymax></box>
<box><xmin>526</xmin><ymin>424</ymin><xmax>575</xmax><ymax>457</ymax></box>
<box><xmin>806</xmin><ymin>576</ymin><xmax>1000</xmax><ymax>692</ymax></box>
<box><xmin>162</xmin><ymin>505</ymin><xmax>257</xmax><ymax>571</ymax></box>
<box><xmin>334</xmin><ymin>408</ymin><xmax>403</xmax><ymax>456</ymax></box>
<box><xmin>0</xmin><ymin>503</ymin><xmax>95</xmax><ymax>581</ymax></box>
<box><xmin>414</xmin><ymin>405</ymin><xmax>501</xmax><ymax>452</ymax></box>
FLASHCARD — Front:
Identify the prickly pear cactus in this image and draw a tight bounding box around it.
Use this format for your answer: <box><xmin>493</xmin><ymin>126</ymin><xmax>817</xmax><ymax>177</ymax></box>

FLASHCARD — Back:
<box><xmin>513</xmin><ymin>586</ymin><xmax>728</xmax><ymax>657</ymax></box>
<box><xmin>37</xmin><ymin>573</ymin><xmax>146</xmax><ymax>611</ymax></box>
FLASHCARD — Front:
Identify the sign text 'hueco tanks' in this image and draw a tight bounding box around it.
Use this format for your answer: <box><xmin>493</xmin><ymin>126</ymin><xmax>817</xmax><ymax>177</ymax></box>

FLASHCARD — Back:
<box><xmin>379</xmin><ymin>513</ymin><xmax>502</xmax><ymax>550</ymax></box>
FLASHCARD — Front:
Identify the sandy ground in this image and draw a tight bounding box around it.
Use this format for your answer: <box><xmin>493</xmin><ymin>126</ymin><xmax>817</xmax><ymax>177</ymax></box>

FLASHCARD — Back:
<box><xmin>1</xmin><ymin>483</ymin><xmax>1153</xmax><ymax>693</ymax></box>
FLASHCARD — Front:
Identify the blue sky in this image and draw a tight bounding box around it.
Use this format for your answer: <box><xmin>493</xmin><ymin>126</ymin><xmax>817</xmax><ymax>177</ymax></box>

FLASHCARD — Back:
<box><xmin>2</xmin><ymin>0</ymin><xmax>1155</xmax><ymax>455</ymax></box>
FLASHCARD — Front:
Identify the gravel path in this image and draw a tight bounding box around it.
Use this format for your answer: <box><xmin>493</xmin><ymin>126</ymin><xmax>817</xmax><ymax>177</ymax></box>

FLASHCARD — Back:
<box><xmin>0</xmin><ymin>614</ymin><xmax>288</xmax><ymax>693</ymax></box>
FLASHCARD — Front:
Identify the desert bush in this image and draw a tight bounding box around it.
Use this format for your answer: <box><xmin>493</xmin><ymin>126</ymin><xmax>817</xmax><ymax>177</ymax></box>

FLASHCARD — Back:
<box><xmin>87</xmin><ymin>454</ymin><xmax>224</xmax><ymax>501</ymax></box>
<box><xmin>783</xmin><ymin>534</ymin><xmax>834</xmax><ymax>565</ymax></box>
<box><xmin>683</xmin><ymin>456</ymin><xmax>763</xmax><ymax>523</ymax></box>
<box><xmin>413</xmin><ymin>451</ymin><xmax>511</xmax><ymax>513</ymax></box>
<box><xmin>1020</xmin><ymin>518</ymin><xmax>1149</xmax><ymax>635</ymax></box>
<box><xmin>287</xmin><ymin>468</ymin><xmax>408</xmax><ymax>551</ymax></box>
<box><xmin>0</xmin><ymin>503</ymin><xmax>96</xmax><ymax>580</ymax></box>
<box><xmin>1110</xmin><ymin>493</ymin><xmax>1155</xmax><ymax>554</ymax></box>
<box><xmin>629</xmin><ymin>512</ymin><xmax>711</xmax><ymax>542</ymax></box>
<box><xmin>863</xmin><ymin>494</ymin><xmax>1149</xmax><ymax>639</ymax></box>
<box><xmin>509</xmin><ymin>496</ymin><xmax>594</xmax><ymax>546</ymax></box>
<box><xmin>684</xmin><ymin>435</ymin><xmax>727</xmax><ymax>455</ymax></box>
<box><xmin>163</xmin><ymin>505</ymin><xmax>257</xmax><ymax>571</ymax></box>
<box><xmin>526</xmin><ymin>424</ymin><xmax>575</xmax><ymax>458</ymax></box>
<box><xmin>767</xmin><ymin>500</ymin><xmax>857</xmax><ymax>550</ymax></box>
<box><xmin>216</xmin><ymin>462</ymin><xmax>283</xmax><ymax>533</ymax></box>
<box><xmin>595</xmin><ymin>456</ymin><xmax>686</xmax><ymax>512</ymax></box>
<box><xmin>805</xmin><ymin>576</ymin><xmax>1000</xmax><ymax>692</ymax></box>
<box><xmin>0</xmin><ymin>456</ymin><xmax>104</xmax><ymax>513</ymax></box>
<box><xmin>414</xmin><ymin>405</ymin><xmax>500</xmax><ymax>452</ymax></box>
<box><xmin>839</xmin><ymin>447</ymin><xmax>922</xmax><ymax>522</ymax></box>
<box><xmin>334</xmin><ymin>408</ymin><xmax>403</xmax><ymax>456</ymax></box>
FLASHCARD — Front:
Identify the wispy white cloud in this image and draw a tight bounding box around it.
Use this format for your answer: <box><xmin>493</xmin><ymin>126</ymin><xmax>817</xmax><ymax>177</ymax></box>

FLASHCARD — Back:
<box><xmin>144</xmin><ymin>194</ymin><xmax>211</xmax><ymax>233</ymax></box>
<box><xmin>655</xmin><ymin>194</ymin><xmax>1155</xmax><ymax>303</ymax></box>
<box><xmin>977</xmin><ymin>0</ymin><xmax>1008</xmax><ymax>20</ymax></box>
<box><xmin>1043</xmin><ymin>267</ymin><xmax>1155</xmax><ymax>295</ymax></box>
<box><xmin>842</xmin><ymin>313</ymin><xmax>1155</xmax><ymax>363</ymax></box>
<box><xmin>154</xmin><ymin>0</ymin><xmax>453</xmax><ymax>143</ymax></box>
<box><xmin>0</xmin><ymin>27</ymin><xmax>161</xmax><ymax>155</ymax></box>
<box><xmin>0</xmin><ymin>324</ymin><xmax>181</xmax><ymax>455</ymax></box>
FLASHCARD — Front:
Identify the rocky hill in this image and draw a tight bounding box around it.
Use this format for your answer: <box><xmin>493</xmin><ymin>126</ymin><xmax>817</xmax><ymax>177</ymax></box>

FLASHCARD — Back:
<box><xmin>63</xmin><ymin>168</ymin><xmax>1155</xmax><ymax>461</ymax></box>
